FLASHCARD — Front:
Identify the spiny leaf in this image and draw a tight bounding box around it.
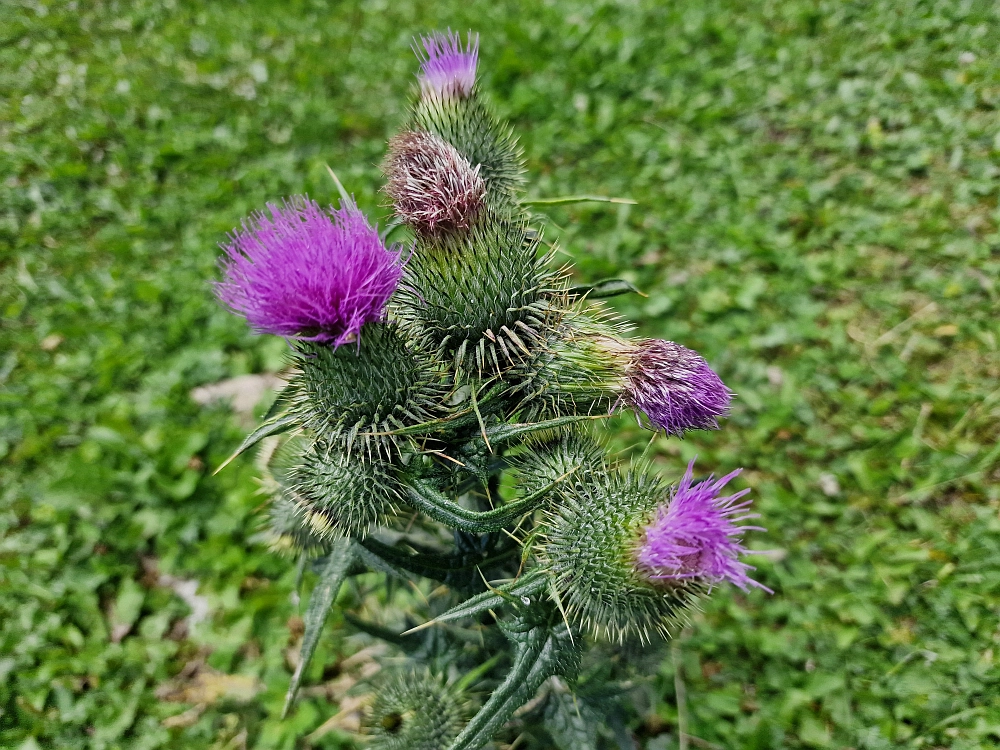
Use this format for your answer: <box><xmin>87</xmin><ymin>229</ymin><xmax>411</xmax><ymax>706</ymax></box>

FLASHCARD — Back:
<box><xmin>568</xmin><ymin>278</ymin><xmax>645</xmax><ymax>299</ymax></box>
<box><xmin>485</xmin><ymin>414</ymin><xmax>603</xmax><ymax>446</ymax></box>
<box><xmin>324</xmin><ymin>163</ymin><xmax>351</xmax><ymax>204</ymax></box>
<box><xmin>214</xmin><ymin>412</ymin><xmax>298</xmax><ymax>474</ymax></box>
<box><xmin>282</xmin><ymin>539</ymin><xmax>353</xmax><ymax>717</ymax></box>
<box><xmin>521</xmin><ymin>194</ymin><xmax>637</xmax><ymax>206</ymax></box>
<box><xmin>404</xmin><ymin>569</ymin><xmax>548</xmax><ymax>634</ymax></box>
<box><xmin>544</xmin><ymin>686</ymin><xmax>600</xmax><ymax>750</ymax></box>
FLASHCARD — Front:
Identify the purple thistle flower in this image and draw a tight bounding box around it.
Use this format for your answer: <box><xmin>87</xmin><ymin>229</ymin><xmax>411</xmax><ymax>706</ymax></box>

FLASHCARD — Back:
<box><xmin>415</xmin><ymin>30</ymin><xmax>479</xmax><ymax>101</ymax></box>
<box><xmin>623</xmin><ymin>339</ymin><xmax>733</xmax><ymax>435</ymax></box>
<box><xmin>384</xmin><ymin>130</ymin><xmax>486</xmax><ymax>235</ymax></box>
<box><xmin>636</xmin><ymin>461</ymin><xmax>771</xmax><ymax>593</ymax></box>
<box><xmin>215</xmin><ymin>196</ymin><xmax>403</xmax><ymax>346</ymax></box>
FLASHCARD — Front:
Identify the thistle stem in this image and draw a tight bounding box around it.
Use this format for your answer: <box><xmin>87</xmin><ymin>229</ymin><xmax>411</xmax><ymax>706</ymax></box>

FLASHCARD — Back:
<box><xmin>445</xmin><ymin>626</ymin><xmax>549</xmax><ymax>750</ymax></box>
<box><xmin>405</xmin><ymin>472</ymin><xmax>572</xmax><ymax>533</ymax></box>
<box><xmin>358</xmin><ymin>536</ymin><xmax>517</xmax><ymax>585</ymax></box>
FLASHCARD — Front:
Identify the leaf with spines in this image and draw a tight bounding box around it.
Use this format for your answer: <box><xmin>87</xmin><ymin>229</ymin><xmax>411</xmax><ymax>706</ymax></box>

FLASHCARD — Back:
<box><xmin>404</xmin><ymin>569</ymin><xmax>548</xmax><ymax>633</ymax></box>
<box><xmin>447</xmin><ymin>619</ymin><xmax>582</xmax><ymax>750</ymax></box>
<box><xmin>567</xmin><ymin>277</ymin><xmax>644</xmax><ymax>300</ymax></box>
<box><xmin>214</xmin><ymin>411</ymin><xmax>297</xmax><ymax>474</ymax></box>
<box><xmin>283</xmin><ymin>540</ymin><xmax>353</xmax><ymax>717</ymax></box>
<box><xmin>543</xmin><ymin>683</ymin><xmax>601</xmax><ymax>750</ymax></box>
<box><xmin>359</xmin><ymin>534</ymin><xmax>518</xmax><ymax>592</ymax></box>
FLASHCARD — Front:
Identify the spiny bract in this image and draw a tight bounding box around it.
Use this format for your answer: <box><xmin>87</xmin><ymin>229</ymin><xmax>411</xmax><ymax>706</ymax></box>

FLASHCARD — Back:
<box><xmin>513</xmin><ymin>431</ymin><xmax>605</xmax><ymax>497</ymax></box>
<box><xmin>510</xmin><ymin>309</ymin><xmax>629</xmax><ymax>421</ymax></box>
<box><xmin>394</xmin><ymin>216</ymin><xmax>567</xmax><ymax>377</ymax></box>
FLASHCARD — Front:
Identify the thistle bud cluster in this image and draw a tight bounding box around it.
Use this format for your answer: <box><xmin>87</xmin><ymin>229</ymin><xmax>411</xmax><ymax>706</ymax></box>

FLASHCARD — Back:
<box><xmin>214</xmin><ymin>30</ymin><xmax>771</xmax><ymax>750</ymax></box>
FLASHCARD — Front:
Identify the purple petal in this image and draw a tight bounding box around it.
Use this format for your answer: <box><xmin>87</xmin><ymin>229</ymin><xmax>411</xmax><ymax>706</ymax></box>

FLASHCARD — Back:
<box><xmin>624</xmin><ymin>340</ymin><xmax>733</xmax><ymax>435</ymax></box>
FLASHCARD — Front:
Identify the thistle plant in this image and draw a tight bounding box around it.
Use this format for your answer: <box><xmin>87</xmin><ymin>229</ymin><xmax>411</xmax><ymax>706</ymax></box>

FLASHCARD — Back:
<box><xmin>215</xmin><ymin>30</ymin><xmax>770</xmax><ymax>749</ymax></box>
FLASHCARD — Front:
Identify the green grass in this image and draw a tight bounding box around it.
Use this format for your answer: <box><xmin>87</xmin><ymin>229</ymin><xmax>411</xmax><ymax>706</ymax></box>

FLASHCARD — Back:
<box><xmin>3</xmin><ymin>0</ymin><xmax>1000</xmax><ymax>748</ymax></box>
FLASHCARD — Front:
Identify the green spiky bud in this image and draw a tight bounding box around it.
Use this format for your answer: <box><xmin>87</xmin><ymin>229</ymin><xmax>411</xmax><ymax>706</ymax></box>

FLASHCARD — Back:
<box><xmin>288</xmin><ymin>443</ymin><xmax>402</xmax><ymax>539</ymax></box>
<box><xmin>514</xmin><ymin>432</ymin><xmax>605</xmax><ymax>497</ymax></box>
<box><xmin>511</xmin><ymin>310</ymin><xmax>628</xmax><ymax>421</ymax></box>
<box><xmin>538</xmin><ymin>468</ymin><xmax>703</xmax><ymax>644</ymax></box>
<box><xmin>284</xmin><ymin>323</ymin><xmax>444</xmax><ymax>458</ymax></box>
<box><xmin>395</xmin><ymin>216</ymin><xmax>567</xmax><ymax>376</ymax></box>
<box><xmin>260</xmin><ymin>495</ymin><xmax>331</xmax><ymax>557</ymax></box>
<box><xmin>364</xmin><ymin>670</ymin><xmax>466</xmax><ymax>750</ymax></box>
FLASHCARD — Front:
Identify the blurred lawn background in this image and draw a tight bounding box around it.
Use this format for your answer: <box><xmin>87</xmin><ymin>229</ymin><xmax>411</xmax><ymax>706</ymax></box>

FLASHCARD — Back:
<box><xmin>4</xmin><ymin>0</ymin><xmax>1000</xmax><ymax>748</ymax></box>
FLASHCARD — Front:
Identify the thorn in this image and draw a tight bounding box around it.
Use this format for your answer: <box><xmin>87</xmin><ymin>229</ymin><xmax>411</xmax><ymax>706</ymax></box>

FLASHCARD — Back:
<box><xmin>324</xmin><ymin>164</ymin><xmax>351</xmax><ymax>204</ymax></box>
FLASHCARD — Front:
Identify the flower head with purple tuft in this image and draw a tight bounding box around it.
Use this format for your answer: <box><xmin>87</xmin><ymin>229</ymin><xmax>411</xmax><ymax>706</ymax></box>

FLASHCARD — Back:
<box><xmin>384</xmin><ymin>130</ymin><xmax>486</xmax><ymax>235</ymax></box>
<box><xmin>215</xmin><ymin>196</ymin><xmax>403</xmax><ymax>347</ymax></box>
<box><xmin>637</xmin><ymin>460</ymin><xmax>771</xmax><ymax>593</ymax></box>
<box><xmin>415</xmin><ymin>30</ymin><xmax>479</xmax><ymax>101</ymax></box>
<box><xmin>623</xmin><ymin>339</ymin><xmax>733</xmax><ymax>435</ymax></box>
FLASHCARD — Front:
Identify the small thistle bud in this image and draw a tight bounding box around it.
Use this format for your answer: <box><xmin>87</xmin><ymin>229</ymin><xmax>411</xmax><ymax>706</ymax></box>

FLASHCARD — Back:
<box><xmin>415</xmin><ymin>30</ymin><xmax>479</xmax><ymax>102</ymax></box>
<box><xmin>515</xmin><ymin>432</ymin><xmax>604</xmax><ymax>497</ymax></box>
<box><xmin>622</xmin><ymin>339</ymin><xmax>733</xmax><ymax>435</ymax></box>
<box><xmin>636</xmin><ymin>462</ymin><xmax>772</xmax><ymax>593</ymax></box>
<box><xmin>285</xmin><ymin>324</ymin><xmax>444</xmax><ymax>459</ymax></box>
<box><xmin>260</xmin><ymin>495</ymin><xmax>330</xmax><ymax>557</ymax></box>
<box><xmin>384</xmin><ymin>130</ymin><xmax>486</xmax><ymax>235</ymax></box>
<box><xmin>216</xmin><ymin>197</ymin><xmax>403</xmax><ymax>346</ymax></box>
<box><xmin>288</xmin><ymin>443</ymin><xmax>401</xmax><ymax>540</ymax></box>
<box><xmin>395</xmin><ymin>216</ymin><xmax>565</xmax><ymax>377</ymax></box>
<box><xmin>364</xmin><ymin>670</ymin><xmax>466</xmax><ymax>750</ymax></box>
<box><xmin>539</xmin><ymin>462</ymin><xmax>765</xmax><ymax>643</ymax></box>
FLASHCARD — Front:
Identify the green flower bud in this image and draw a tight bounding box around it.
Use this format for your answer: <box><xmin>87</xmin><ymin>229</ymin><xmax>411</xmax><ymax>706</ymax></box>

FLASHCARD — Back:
<box><xmin>538</xmin><ymin>468</ymin><xmax>702</xmax><ymax>644</ymax></box>
<box><xmin>396</xmin><ymin>216</ymin><xmax>566</xmax><ymax>377</ymax></box>
<box><xmin>514</xmin><ymin>432</ymin><xmax>605</xmax><ymax>498</ymax></box>
<box><xmin>288</xmin><ymin>443</ymin><xmax>402</xmax><ymax>540</ymax></box>
<box><xmin>260</xmin><ymin>495</ymin><xmax>330</xmax><ymax>557</ymax></box>
<box><xmin>285</xmin><ymin>323</ymin><xmax>444</xmax><ymax>459</ymax></box>
<box><xmin>364</xmin><ymin>670</ymin><xmax>466</xmax><ymax>750</ymax></box>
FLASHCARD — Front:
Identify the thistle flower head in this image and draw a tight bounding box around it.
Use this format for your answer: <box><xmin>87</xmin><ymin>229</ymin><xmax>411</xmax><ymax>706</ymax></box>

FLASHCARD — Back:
<box><xmin>539</xmin><ymin>469</ymin><xmax>701</xmax><ymax>643</ymax></box>
<box><xmin>636</xmin><ymin>461</ymin><xmax>771</xmax><ymax>593</ymax></box>
<box><xmin>415</xmin><ymin>30</ymin><xmax>479</xmax><ymax>101</ymax></box>
<box><xmin>384</xmin><ymin>130</ymin><xmax>486</xmax><ymax>235</ymax></box>
<box><xmin>215</xmin><ymin>196</ymin><xmax>403</xmax><ymax>346</ymax></box>
<box><xmin>288</xmin><ymin>443</ymin><xmax>402</xmax><ymax>540</ymax></box>
<box><xmin>364</xmin><ymin>670</ymin><xmax>465</xmax><ymax>750</ymax></box>
<box><xmin>622</xmin><ymin>339</ymin><xmax>733</xmax><ymax>435</ymax></box>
